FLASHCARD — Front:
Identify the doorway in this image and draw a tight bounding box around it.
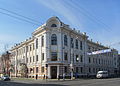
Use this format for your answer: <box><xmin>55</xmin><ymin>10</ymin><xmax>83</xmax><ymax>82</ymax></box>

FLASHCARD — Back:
<box><xmin>51</xmin><ymin>66</ymin><xmax>57</xmax><ymax>79</ymax></box>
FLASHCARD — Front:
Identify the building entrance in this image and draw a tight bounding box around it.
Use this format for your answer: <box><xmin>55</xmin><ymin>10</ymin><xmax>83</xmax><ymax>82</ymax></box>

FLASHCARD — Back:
<box><xmin>51</xmin><ymin>66</ymin><xmax>57</xmax><ymax>79</ymax></box>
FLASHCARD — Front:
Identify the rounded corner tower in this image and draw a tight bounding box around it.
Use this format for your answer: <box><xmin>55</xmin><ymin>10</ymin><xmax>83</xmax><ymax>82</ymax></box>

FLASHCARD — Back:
<box><xmin>46</xmin><ymin>16</ymin><xmax>61</xmax><ymax>29</ymax></box>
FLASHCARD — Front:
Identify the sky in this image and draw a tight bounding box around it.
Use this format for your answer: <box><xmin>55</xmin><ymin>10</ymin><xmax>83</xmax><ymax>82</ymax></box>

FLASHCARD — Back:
<box><xmin>0</xmin><ymin>0</ymin><xmax>120</xmax><ymax>54</ymax></box>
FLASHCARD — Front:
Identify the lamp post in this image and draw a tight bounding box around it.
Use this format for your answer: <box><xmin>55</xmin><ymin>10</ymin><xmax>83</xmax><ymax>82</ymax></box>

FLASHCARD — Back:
<box><xmin>62</xmin><ymin>47</ymin><xmax>65</xmax><ymax>80</ymax></box>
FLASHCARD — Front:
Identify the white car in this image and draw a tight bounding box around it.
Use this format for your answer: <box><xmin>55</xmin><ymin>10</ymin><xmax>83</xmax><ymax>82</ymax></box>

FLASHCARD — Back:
<box><xmin>96</xmin><ymin>71</ymin><xmax>108</xmax><ymax>79</ymax></box>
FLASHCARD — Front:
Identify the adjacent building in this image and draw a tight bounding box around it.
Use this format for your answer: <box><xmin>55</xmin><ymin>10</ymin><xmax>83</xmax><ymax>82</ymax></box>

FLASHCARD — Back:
<box><xmin>10</xmin><ymin>17</ymin><xmax>118</xmax><ymax>79</ymax></box>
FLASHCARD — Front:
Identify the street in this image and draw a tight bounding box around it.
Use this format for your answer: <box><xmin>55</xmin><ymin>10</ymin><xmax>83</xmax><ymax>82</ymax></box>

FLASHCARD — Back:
<box><xmin>0</xmin><ymin>78</ymin><xmax>120</xmax><ymax>86</ymax></box>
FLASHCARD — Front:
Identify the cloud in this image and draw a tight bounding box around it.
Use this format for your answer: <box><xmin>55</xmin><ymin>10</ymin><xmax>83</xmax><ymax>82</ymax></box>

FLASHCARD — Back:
<box><xmin>37</xmin><ymin>0</ymin><xmax>83</xmax><ymax>29</ymax></box>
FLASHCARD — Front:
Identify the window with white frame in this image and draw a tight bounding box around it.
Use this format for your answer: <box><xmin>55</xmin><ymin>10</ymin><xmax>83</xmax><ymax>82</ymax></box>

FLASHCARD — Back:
<box><xmin>51</xmin><ymin>34</ymin><xmax>57</xmax><ymax>45</ymax></box>
<box><xmin>64</xmin><ymin>35</ymin><xmax>67</xmax><ymax>46</ymax></box>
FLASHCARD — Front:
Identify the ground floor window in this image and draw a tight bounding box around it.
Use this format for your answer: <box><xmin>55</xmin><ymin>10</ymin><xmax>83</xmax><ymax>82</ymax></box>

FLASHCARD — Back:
<box><xmin>41</xmin><ymin>67</ymin><xmax>44</xmax><ymax>73</ymax></box>
<box><xmin>36</xmin><ymin>67</ymin><xmax>39</xmax><ymax>73</ymax></box>
<box><xmin>64</xmin><ymin>66</ymin><xmax>68</xmax><ymax>73</ymax></box>
<box><xmin>89</xmin><ymin>68</ymin><xmax>91</xmax><ymax>73</ymax></box>
<box><xmin>76</xmin><ymin>67</ymin><xmax>79</xmax><ymax>73</ymax></box>
<box><xmin>80</xmin><ymin>67</ymin><xmax>83</xmax><ymax>73</ymax></box>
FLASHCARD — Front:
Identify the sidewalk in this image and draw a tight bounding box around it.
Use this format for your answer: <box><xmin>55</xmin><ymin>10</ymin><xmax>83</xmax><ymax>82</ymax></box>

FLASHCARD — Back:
<box><xmin>11</xmin><ymin>77</ymin><xmax>75</xmax><ymax>82</ymax></box>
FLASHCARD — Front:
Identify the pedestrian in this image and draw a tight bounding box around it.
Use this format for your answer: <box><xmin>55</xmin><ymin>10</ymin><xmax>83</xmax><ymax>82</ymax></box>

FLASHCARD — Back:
<box><xmin>58</xmin><ymin>74</ymin><xmax>60</xmax><ymax>80</ymax></box>
<box><xmin>63</xmin><ymin>73</ymin><xmax>65</xmax><ymax>81</ymax></box>
<box><xmin>87</xmin><ymin>73</ymin><xmax>89</xmax><ymax>78</ymax></box>
<box><xmin>43</xmin><ymin>74</ymin><xmax>45</xmax><ymax>80</ymax></box>
<box><xmin>36</xmin><ymin>74</ymin><xmax>38</xmax><ymax>80</ymax></box>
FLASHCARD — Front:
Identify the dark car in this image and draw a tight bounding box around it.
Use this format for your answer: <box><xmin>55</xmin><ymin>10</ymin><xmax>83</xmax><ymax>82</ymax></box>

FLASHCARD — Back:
<box><xmin>1</xmin><ymin>75</ymin><xmax>10</xmax><ymax>81</ymax></box>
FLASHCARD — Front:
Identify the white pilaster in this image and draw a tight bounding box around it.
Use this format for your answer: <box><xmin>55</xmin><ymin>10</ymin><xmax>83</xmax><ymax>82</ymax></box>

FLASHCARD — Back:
<box><xmin>48</xmin><ymin>65</ymin><xmax>51</xmax><ymax>78</ymax></box>
<box><xmin>57</xmin><ymin>65</ymin><xmax>59</xmax><ymax>78</ymax></box>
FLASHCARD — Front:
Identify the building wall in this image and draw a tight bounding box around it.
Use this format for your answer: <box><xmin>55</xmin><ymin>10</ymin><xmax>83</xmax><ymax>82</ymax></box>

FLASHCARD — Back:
<box><xmin>10</xmin><ymin>17</ymin><xmax>119</xmax><ymax>78</ymax></box>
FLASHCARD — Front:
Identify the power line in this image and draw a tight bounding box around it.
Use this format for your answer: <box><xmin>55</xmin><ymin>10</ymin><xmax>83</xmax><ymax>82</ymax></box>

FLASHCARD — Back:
<box><xmin>65</xmin><ymin>0</ymin><xmax>111</xmax><ymax>32</ymax></box>
<box><xmin>0</xmin><ymin>8</ymin><xmax>41</xmax><ymax>24</ymax></box>
<box><xmin>0</xmin><ymin>11</ymin><xmax>40</xmax><ymax>26</ymax></box>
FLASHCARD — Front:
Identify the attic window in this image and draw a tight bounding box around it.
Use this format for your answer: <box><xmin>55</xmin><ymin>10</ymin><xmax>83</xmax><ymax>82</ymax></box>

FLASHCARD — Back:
<box><xmin>51</xmin><ymin>24</ymin><xmax>57</xmax><ymax>27</ymax></box>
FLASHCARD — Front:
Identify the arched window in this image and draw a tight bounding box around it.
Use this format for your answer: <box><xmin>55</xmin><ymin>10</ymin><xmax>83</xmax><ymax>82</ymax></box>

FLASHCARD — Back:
<box><xmin>64</xmin><ymin>35</ymin><xmax>67</xmax><ymax>46</ymax></box>
<box><xmin>51</xmin><ymin>24</ymin><xmax>57</xmax><ymax>27</ymax></box>
<box><xmin>51</xmin><ymin>34</ymin><xmax>57</xmax><ymax>45</ymax></box>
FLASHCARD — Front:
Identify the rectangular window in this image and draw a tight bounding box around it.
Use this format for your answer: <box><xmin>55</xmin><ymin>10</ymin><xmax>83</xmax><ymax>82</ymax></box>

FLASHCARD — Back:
<box><xmin>93</xmin><ymin>58</ymin><xmax>95</xmax><ymax>63</ymax></box>
<box><xmin>23</xmin><ymin>47</ymin><xmax>25</xmax><ymax>53</ymax></box>
<box><xmin>64</xmin><ymin>35</ymin><xmax>67</xmax><ymax>46</ymax></box>
<box><xmin>30</xmin><ymin>45</ymin><xmax>32</xmax><ymax>51</ymax></box>
<box><xmin>26</xmin><ymin>46</ymin><xmax>28</xmax><ymax>52</ymax></box>
<box><xmin>89</xmin><ymin>68</ymin><xmax>91</xmax><ymax>73</ymax></box>
<box><xmin>96</xmin><ymin>58</ymin><xmax>97</xmax><ymax>64</ymax></box>
<box><xmin>36</xmin><ymin>39</ymin><xmax>38</xmax><ymax>49</ymax></box>
<box><xmin>73</xmin><ymin>54</ymin><xmax>74</xmax><ymax>63</ymax></box>
<box><xmin>33</xmin><ymin>43</ymin><xmax>34</xmax><ymax>50</ymax></box>
<box><xmin>30</xmin><ymin>68</ymin><xmax>32</xmax><ymax>73</ymax></box>
<box><xmin>42</xmin><ymin>53</ymin><xmax>44</xmax><ymax>60</ymax></box>
<box><xmin>76</xmin><ymin>55</ymin><xmax>79</xmax><ymax>62</ymax></box>
<box><xmin>41</xmin><ymin>67</ymin><xmax>44</xmax><ymax>73</ymax></box>
<box><xmin>80</xmin><ymin>41</ymin><xmax>83</xmax><ymax>50</ymax></box>
<box><xmin>36</xmin><ymin>67</ymin><xmax>39</xmax><ymax>73</ymax></box>
<box><xmin>41</xmin><ymin>36</ymin><xmax>44</xmax><ymax>47</ymax></box>
<box><xmin>99</xmin><ymin>59</ymin><xmax>100</xmax><ymax>64</ymax></box>
<box><xmin>33</xmin><ymin>56</ymin><xmax>34</xmax><ymax>62</ymax></box>
<box><xmin>76</xmin><ymin>67</ymin><xmax>79</xmax><ymax>73</ymax></box>
<box><xmin>80</xmin><ymin>55</ymin><xmax>83</xmax><ymax>62</ymax></box>
<box><xmin>33</xmin><ymin>67</ymin><xmax>34</xmax><ymax>73</ymax></box>
<box><xmin>64</xmin><ymin>66</ymin><xmax>67</xmax><ymax>73</ymax></box>
<box><xmin>26</xmin><ymin>58</ymin><xmax>28</xmax><ymax>63</ymax></box>
<box><xmin>93</xmin><ymin>68</ymin><xmax>95</xmax><ymax>73</ymax></box>
<box><xmin>36</xmin><ymin>55</ymin><xmax>38</xmax><ymax>61</ymax></box>
<box><xmin>71</xmin><ymin>38</ymin><xmax>74</xmax><ymax>48</ymax></box>
<box><xmin>89</xmin><ymin>57</ymin><xmax>91</xmax><ymax>63</ymax></box>
<box><xmin>51</xmin><ymin>34</ymin><xmax>57</xmax><ymax>45</ymax></box>
<box><xmin>51</xmin><ymin>52</ymin><xmax>57</xmax><ymax>61</ymax></box>
<box><xmin>30</xmin><ymin>57</ymin><xmax>31</xmax><ymax>62</ymax></box>
<box><xmin>76</xmin><ymin>39</ymin><xmax>78</xmax><ymax>49</ymax></box>
<box><xmin>80</xmin><ymin>67</ymin><xmax>83</xmax><ymax>73</ymax></box>
<box><xmin>64</xmin><ymin>52</ymin><xmax>68</xmax><ymax>60</ymax></box>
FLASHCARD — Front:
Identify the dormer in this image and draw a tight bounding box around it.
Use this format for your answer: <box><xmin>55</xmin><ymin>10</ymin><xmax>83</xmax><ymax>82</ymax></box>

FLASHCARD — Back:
<box><xmin>46</xmin><ymin>16</ymin><xmax>61</xmax><ymax>29</ymax></box>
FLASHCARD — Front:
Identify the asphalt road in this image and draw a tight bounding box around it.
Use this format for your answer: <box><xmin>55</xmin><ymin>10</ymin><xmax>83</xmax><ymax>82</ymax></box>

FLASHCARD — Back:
<box><xmin>0</xmin><ymin>78</ymin><xmax>120</xmax><ymax>86</ymax></box>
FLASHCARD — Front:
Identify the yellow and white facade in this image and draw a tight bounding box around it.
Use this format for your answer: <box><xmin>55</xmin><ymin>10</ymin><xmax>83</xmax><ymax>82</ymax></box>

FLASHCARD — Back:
<box><xmin>10</xmin><ymin>17</ymin><xmax>118</xmax><ymax>79</ymax></box>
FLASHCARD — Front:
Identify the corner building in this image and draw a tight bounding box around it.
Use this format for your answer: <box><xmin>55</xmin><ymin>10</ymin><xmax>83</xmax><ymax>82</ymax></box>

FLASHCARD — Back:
<box><xmin>10</xmin><ymin>17</ymin><xmax>118</xmax><ymax>79</ymax></box>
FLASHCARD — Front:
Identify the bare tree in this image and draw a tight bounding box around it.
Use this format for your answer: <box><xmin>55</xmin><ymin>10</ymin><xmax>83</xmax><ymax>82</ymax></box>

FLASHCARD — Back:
<box><xmin>19</xmin><ymin>63</ymin><xmax>28</xmax><ymax>77</ymax></box>
<box><xmin>0</xmin><ymin>51</ymin><xmax>11</xmax><ymax>75</ymax></box>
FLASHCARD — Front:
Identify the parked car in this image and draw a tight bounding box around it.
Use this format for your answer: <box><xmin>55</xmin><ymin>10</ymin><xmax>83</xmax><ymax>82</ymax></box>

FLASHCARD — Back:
<box><xmin>96</xmin><ymin>71</ymin><xmax>108</xmax><ymax>79</ymax></box>
<box><xmin>1</xmin><ymin>75</ymin><xmax>10</xmax><ymax>81</ymax></box>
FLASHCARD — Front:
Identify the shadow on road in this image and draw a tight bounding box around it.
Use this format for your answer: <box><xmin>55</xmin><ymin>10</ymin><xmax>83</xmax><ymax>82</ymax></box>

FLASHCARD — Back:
<box><xmin>0</xmin><ymin>81</ymin><xmax>68</xmax><ymax>86</ymax></box>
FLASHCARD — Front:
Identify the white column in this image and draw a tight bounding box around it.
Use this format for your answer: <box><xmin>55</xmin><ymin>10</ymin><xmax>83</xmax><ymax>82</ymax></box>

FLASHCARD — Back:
<box><xmin>15</xmin><ymin>55</ymin><xmax>17</xmax><ymax>77</ymax></box>
<box><xmin>58</xmin><ymin>32</ymin><xmax>62</xmax><ymax>61</ymax></box>
<box><xmin>83</xmin><ymin>39</ymin><xmax>88</xmax><ymax>74</ymax></box>
<box><xmin>38</xmin><ymin>36</ymin><xmax>42</xmax><ymax>63</ymax></box>
<box><xmin>57</xmin><ymin>65</ymin><xmax>59</xmax><ymax>78</ymax></box>
<box><xmin>45</xmin><ymin>32</ymin><xmax>50</xmax><ymax>61</ymax></box>
<box><xmin>48</xmin><ymin>65</ymin><xmax>51</xmax><ymax>78</ymax></box>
